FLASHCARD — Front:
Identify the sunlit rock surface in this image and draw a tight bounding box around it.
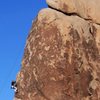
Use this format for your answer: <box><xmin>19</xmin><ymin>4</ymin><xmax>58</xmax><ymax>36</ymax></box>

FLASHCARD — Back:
<box><xmin>46</xmin><ymin>0</ymin><xmax>100</xmax><ymax>24</ymax></box>
<box><xmin>14</xmin><ymin>1</ymin><xmax>100</xmax><ymax>100</ymax></box>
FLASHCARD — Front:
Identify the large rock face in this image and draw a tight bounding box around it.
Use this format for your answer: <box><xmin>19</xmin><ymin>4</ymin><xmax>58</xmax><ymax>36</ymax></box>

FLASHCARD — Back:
<box><xmin>14</xmin><ymin>0</ymin><xmax>100</xmax><ymax>100</ymax></box>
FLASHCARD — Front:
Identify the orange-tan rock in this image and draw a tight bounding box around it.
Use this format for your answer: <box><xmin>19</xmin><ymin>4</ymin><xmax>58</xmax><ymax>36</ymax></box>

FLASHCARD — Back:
<box><xmin>14</xmin><ymin>8</ymin><xmax>100</xmax><ymax>100</ymax></box>
<box><xmin>46</xmin><ymin>0</ymin><xmax>100</xmax><ymax>24</ymax></box>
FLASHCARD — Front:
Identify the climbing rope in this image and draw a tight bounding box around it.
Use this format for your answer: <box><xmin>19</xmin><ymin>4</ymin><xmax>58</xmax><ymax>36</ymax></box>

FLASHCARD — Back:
<box><xmin>0</xmin><ymin>48</ymin><xmax>23</xmax><ymax>95</ymax></box>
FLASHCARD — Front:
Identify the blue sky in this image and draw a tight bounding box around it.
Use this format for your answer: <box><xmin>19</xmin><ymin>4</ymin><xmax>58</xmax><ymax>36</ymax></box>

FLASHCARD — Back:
<box><xmin>0</xmin><ymin>0</ymin><xmax>47</xmax><ymax>99</ymax></box>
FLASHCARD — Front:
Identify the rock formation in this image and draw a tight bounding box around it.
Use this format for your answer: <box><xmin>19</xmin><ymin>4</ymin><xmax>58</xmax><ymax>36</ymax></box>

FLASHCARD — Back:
<box><xmin>46</xmin><ymin>0</ymin><xmax>100</xmax><ymax>24</ymax></box>
<box><xmin>14</xmin><ymin>0</ymin><xmax>100</xmax><ymax>100</ymax></box>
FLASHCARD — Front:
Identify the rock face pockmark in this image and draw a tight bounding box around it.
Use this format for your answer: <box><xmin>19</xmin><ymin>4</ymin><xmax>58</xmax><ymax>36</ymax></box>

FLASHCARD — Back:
<box><xmin>14</xmin><ymin>0</ymin><xmax>100</xmax><ymax>100</ymax></box>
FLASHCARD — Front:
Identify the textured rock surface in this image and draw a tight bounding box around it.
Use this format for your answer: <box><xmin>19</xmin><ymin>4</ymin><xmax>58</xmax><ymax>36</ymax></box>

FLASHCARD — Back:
<box><xmin>46</xmin><ymin>0</ymin><xmax>100</xmax><ymax>24</ymax></box>
<box><xmin>14</xmin><ymin>1</ymin><xmax>100</xmax><ymax>100</ymax></box>
<box><xmin>14</xmin><ymin>8</ymin><xmax>100</xmax><ymax>100</ymax></box>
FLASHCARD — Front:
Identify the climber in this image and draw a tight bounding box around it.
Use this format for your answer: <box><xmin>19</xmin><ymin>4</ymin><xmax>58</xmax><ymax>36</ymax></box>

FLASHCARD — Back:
<box><xmin>11</xmin><ymin>81</ymin><xmax>18</xmax><ymax>93</ymax></box>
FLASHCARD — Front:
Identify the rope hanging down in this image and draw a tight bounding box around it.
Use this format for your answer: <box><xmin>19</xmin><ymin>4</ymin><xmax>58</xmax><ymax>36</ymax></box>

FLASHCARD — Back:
<box><xmin>0</xmin><ymin>48</ymin><xmax>22</xmax><ymax>95</ymax></box>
